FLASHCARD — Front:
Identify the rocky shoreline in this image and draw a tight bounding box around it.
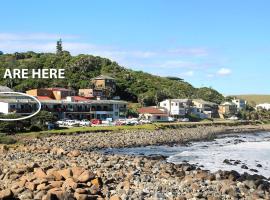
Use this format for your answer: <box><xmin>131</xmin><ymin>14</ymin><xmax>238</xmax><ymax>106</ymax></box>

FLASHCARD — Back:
<box><xmin>0</xmin><ymin>124</ymin><xmax>270</xmax><ymax>199</ymax></box>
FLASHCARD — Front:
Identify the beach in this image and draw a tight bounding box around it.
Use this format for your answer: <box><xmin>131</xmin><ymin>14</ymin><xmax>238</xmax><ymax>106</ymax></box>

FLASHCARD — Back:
<box><xmin>1</xmin><ymin>124</ymin><xmax>270</xmax><ymax>199</ymax></box>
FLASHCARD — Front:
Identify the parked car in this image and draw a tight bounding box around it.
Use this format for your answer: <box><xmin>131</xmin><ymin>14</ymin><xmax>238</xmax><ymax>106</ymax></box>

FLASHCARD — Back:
<box><xmin>168</xmin><ymin>117</ymin><xmax>176</xmax><ymax>122</ymax></box>
<box><xmin>56</xmin><ymin>118</ymin><xmax>69</xmax><ymax>126</ymax></box>
<box><xmin>139</xmin><ymin>119</ymin><xmax>152</xmax><ymax>124</ymax></box>
<box><xmin>65</xmin><ymin>120</ymin><xmax>80</xmax><ymax>127</ymax></box>
<box><xmin>79</xmin><ymin>119</ymin><xmax>91</xmax><ymax>126</ymax></box>
<box><xmin>91</xmin><ymin>119</ymin><xmax>102</xmax><ymax>125</ymax></box>
<box><xmin>179</xmin><ymin>118</ymin><xmax>190</xmax><ymax>122</ymax></box>
<box><xmin>228</xmin><ymin>116</ymin><xmax>238</xmax><ymax>120</ymax></box>
<box><xmin>115</xmin><ymin>119</ymin><xmax>127</xmax><ymax>126</ymax></box>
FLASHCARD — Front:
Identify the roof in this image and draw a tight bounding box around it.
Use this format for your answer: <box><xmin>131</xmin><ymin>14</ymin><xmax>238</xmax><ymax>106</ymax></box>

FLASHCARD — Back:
<box><xmin>0</xmin><ymin>86</ymin><xmax>13</xmax><ymax>92</ymax></box>
<box><xmin>138</xmin><ymin>107</ymin><xmax>168</xmax><ymax>115</ymax></box>
<box><xmin>36</xmin><ymin>96</ymin><xmax>54</xmax><ymax>101</ymax></box>
<box><xmin>161</xmin><ymin>99</ymin><xmax>190</xmax><ymax>103</ymax></box>
<box><xmin>192</xmin><ymin>99</ymin><xmax>217</xmax><ymax>106</ymax></box>
<box><xmin>92</xmin><ymin>75</ymin><xmax>115</xmax><ymax>80</ymax></box>
<box><xmin>220</xmin><ymin>102</ymin><xmax>236</xmax><ymax>106</ymax></box>
<box><xmin>45</xmin><ymin>88</ymin><xmax>74</xmax><ymax>92</ymax></box>
<box><xmin>72</xmin><ymin>96</ymin><xmax>90</xmax><ymax>102</ymax></box>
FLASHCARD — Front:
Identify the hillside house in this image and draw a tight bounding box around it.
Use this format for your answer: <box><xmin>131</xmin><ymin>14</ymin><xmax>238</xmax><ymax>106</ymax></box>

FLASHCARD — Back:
<box><xmin>159</xmin><ymin>99</ymin><xmax>192</xmax><ymax>118</ymax></box>
<box><xmin>138</xmin><ymin>107</ymin><xmax>168</xmax><ymax>122</ymax></box>
<box><xmin>219</xmin><ymin>102</ymin><xmax>238</xmax><ymax>117</ymax></box>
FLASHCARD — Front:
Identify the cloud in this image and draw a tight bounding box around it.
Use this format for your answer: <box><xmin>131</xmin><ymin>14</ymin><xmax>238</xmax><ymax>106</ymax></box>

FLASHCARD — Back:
<box><xmin>168</xmin><ymin>47</ymin><xmax>209</xmax><ymax>57</ymax></box>
<box><xmin>217</xmin><ymin>68</ymin><xmax>232</xmax><ymax>76</ymax></box>
<box><xmin>181</xmin><ymin>70</ymin><xmax>194</xmax><ymax>77</ymax></box>
<box><xmin>0</xmin><ymin>32</ymin><xmax>227</xmax><ymax>80</ymax></box>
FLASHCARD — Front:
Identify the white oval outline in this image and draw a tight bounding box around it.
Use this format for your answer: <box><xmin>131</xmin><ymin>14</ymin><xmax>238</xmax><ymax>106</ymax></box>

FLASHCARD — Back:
<box><xmin>0</xmin><ymin>92</ymin><xmax>41</xmax><ymax>121</ymax></box>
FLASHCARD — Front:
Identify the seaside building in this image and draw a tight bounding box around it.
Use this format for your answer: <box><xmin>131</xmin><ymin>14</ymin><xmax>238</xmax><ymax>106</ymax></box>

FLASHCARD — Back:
<box><xmin>0</xmin><ymin>98</ymin><xmax>39</xmax><ymax>115</ymax></box>
<box><xmin>191</xmin><ymin>99</ymin><xmax>219</xmax><ymax>118</ymax></box>
<box><xmin>218</xmin><ymin>102</ymin><xmax>238</xmax><ymax>117</ymax></box>
<box><xmin>26</xmin><ymin>88</ymin><xmax>76</xmax><ymax>101</ymax></box>
<box><xmin>80</xmin><ymin>75</ymin><xmax>116</xmax><ymax>99</ymax></box>
<box><xmin>232</xmin><ymin>98</ymin><xmax>247</xmax><ymax>111</ymax></box>
<box><xmin>39</xmin><ymin>97</ymin><xmax>127</xmax><ymax>120</ymax></box>
<box><xmin>256</xmin><ymin>103</ymin><xmax>270</xmax><ymax>111</ymax></box>
<box><xmin>138</xmin><ymin>107</ymin><xmax>168</xmax><ymax>122</ymax></box>
<box><xmin>159</xmin><ymin>99</ymin><xmax>192</xmax><ymax>118</ymax></box>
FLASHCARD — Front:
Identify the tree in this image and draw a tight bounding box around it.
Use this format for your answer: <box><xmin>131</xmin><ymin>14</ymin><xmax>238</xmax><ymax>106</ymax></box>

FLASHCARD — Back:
<box><xmin>56</xmin><ymin>39</ymin><xmax>63</xmax><ymax>54</ymax></box>
<box><xmin>0</xmin><ymin>51</ymin><xmax>3</xmax><ymax>55</ymax></box>
<box><xmin>30</xmin><ymin>111</ymin><xmax>56</xmax><ymax>130</ymax></box>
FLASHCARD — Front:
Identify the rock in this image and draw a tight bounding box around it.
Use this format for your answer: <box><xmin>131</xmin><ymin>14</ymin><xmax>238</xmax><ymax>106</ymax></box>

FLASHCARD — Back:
<box><xmin>110</xmin><ymin>195</ymin><xmax>121</xmax><ymax>200</ymax></box>
<box><xmin>49</xmin><ymin>180</ymin><xmax>63</xmax><ymax>188</ymax></box>
<box><xmin>91</xmin><ymin>178</ymin><xmax>102</xmax><ymax>188</ymax></box>
<box><xmin>223</xmin><ymin>159</ymin><xmax>232</xmax><ymax>165</ymax></box>
<box><xmin>241</xmin><ymin>165</ymin><xmax>248</xmax><ymax>169</ymax></box>
<box><xmin>69</xmin><ymin>150</ymin><xmax>81</xmax><ymax>157</ymax></box>
<box><xmin>78</xmin><ymin>170</ymin><xmax>95</xmax><ymax>183</ymax></box>
<box><xmin>34</xmin><ymin>168</ymin><xmax>47</xmax><ymax>179</ymax></box>
<box><xmin>256</xmin><ymin>164</ymin><xmax>262</xmax><ymax>168</ymax></box>
<box><xmin>58</xmin><ymin>168</ymin><xmax>72</xmax><ymax>180</ymax></box>
<box><xmin>72</xmin><ymin>167</ymin><xmax>85</xmax><ymax>179</ymax></box>
<box><xmin>25</xmin><ymin>181</ymin><xmax>37</xmax><ymax>191</ymax></box>
<box><xmin>64</xmin><ymin>178</ymin><xmax>78</xmax><ymax>189</ymax></box>
<box><xmin>0</xmin><ymin>189</ymin><xmax>13</xmax><ymax>199</ymax></box>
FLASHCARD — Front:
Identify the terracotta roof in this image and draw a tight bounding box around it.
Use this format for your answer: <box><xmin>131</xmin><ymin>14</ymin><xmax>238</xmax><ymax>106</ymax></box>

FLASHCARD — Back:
<box><xmin>45</xmin><ymin>88</ymin><xmax>74</xmax><ymax>91</ymax></box>
<box><xmin>72</xmin><ymin>96</ymin><xmax>90</xmax><ymax>102</ymax></box>
<box><xmin>36</xmin><ymin>96</ymin><xmax>54</xmax><ymax>101</ymax></box>
<box><xmin>138</xmin><ymin>107</ymin><xmax>167</xmax><ymax>115</ymax></box>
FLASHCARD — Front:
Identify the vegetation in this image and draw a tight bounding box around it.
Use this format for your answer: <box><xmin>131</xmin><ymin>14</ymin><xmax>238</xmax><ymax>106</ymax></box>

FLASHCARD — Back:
<box><xmin>0</xmin><ymin>50</ymin><xmax>224</xmax><ymax>105</ymax></box>
<box><xmin>0</xmin><ymin>111</ymin><xmax>56</xmax><ymax>134</ymax></box>
<box><xmin>233</xmin><ymin>95</ymin><xmax>270</xmax><ymax>105</ymax></box>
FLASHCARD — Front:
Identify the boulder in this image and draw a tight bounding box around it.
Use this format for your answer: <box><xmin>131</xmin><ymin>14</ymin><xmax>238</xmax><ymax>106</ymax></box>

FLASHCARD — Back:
<box><xmin>78</xmin><ymin>171</ymin><xmax>95</xmax><ymax>183</ymax></box>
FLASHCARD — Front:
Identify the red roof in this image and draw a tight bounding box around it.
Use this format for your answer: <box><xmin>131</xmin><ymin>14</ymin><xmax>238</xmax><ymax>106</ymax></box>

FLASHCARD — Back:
<box><xmin>72</xmin><ymin>96</ymin><xmax>90</xmax><ymax>102</ymax></box>
<box><xmin>138</xmin><ymin>107</ymin><xmax>168</xmax><ymax>115</ymax></box>
<box><xmin>45</xmin><ymin>88</ymin><xmax>73</xmax><ymax>91</ymax></box>
<box><xmin>36</xmin><ymin>96</ymin><xmax>54</xmax><ymax>101</ymax></box>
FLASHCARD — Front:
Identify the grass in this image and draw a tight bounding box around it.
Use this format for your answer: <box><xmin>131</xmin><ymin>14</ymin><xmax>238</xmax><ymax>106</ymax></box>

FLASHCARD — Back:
<box><xmin>0</xmin><ymin>134</ymin><xmax>17</xmax><ymax>144</ymax></box>
<box><xmin>21</xmin><ymin>120</ymin><xmax>250</xmax><ymax>139</ymax></box>
<box><xmin>234</xmin><ymin>95</ymin><xmax>270</xmax><ymax>104</ymax></box>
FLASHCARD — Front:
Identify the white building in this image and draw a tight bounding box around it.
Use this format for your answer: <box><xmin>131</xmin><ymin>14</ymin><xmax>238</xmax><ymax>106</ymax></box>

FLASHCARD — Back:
<box><xmin>256</xmin><ymin>103</ymin><xmax>270</xmax><ymax>111</ymax></box>
<box><xmin>0</xmin><ymin>95</ymin><xmax>127</xmax><ymax>121</ymax></box>
<box><xmin>159</xmin><ymin>99</ymin><xmax>191</xmax><ymax>117</ymax></box>
<box><xmin>232</xmin><ymin>98</ymin><xmax>247</xmax><ymax>110</ymax></box>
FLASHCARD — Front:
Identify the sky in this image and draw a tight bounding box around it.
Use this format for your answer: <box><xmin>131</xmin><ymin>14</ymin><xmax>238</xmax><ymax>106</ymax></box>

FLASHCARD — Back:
<box><xmin>0</xmin><ymin>0</ymin><xmax>269</xmax><ymax>95</ymax></box>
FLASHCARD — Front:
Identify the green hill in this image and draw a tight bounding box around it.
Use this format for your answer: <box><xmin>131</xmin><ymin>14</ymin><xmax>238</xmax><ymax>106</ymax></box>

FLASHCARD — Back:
<box><xmin>234</xmin><ymin>95</ymin><xmax>270</xmax><ymax>105</ymax></box>
<box><xmin>0</xmin><ymin>51</ymin><xmax>224</xmax><ymax>105</ymax></box>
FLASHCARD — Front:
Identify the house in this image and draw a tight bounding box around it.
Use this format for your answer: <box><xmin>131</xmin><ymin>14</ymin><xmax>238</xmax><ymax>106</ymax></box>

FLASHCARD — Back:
<box><xmin>256</xmin><ymin>103</ymin><xmax>270</xmax><ymax>111</ymax></box>
<box><xmin>39</xmin><ymin>97</ymin><xmax>127</xmax><ymax>121</ymax></box>
<box><xmin>79</xmin><ymin>75</ymin><xmax>116</xmax><ymax>99</ymax></box>
<box><xmin>159</xmin><ymin>99</ymin><xmax>192</xmax><ymax>117</ymax></box>
<box><xmin>78</xmin><ymin>89</ymin><xmax>102</xmax><ymax>98</ymax></box>
<box><xmin>219</xmin><ymin>102</ymin><xmax>238</xmax><ymax>117</ymax></box>
<box><xmin>138</xmin><ymin>107</ymin><xmax>168</xmax><ymax>122</ymax></box>
<box><xmin>192</xmin><ymin>99</ymin><xmax>219</xmax><ymax>118</ymax></box>
<box><xmin>0</xmin><ymin>98</ymin><xmax>39</xmax><ymax>115</ymax></box>
<box><xmin>26</xmin><ymin>88</ymin><xmax>76</xmax><ymax>100</ymax></box>
<box><xmin>232</xmin><ymin>98</ymin><xmax>247</xmax><ymax>111</ymax></box>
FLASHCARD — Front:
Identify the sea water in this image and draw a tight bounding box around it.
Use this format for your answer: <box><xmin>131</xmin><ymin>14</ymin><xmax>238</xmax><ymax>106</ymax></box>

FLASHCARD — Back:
<box><xmin>103</xmin><ymin>132</ymin><xmax>270</xmax><ymax>178</ymax></box>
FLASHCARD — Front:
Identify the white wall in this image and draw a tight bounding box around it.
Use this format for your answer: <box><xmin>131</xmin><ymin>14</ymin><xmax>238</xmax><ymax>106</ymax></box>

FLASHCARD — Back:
<box><xmin>0</xmin><ymin>102</ymin><xmax>9</xmax><ymax>114</ymax></box>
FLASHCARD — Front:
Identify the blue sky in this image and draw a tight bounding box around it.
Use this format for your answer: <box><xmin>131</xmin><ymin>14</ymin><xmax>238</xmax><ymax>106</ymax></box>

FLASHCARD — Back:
<box><xmin>0</xmin><ymin>0</ymin><xmax>269</xmax><ymax>95</ymax></box>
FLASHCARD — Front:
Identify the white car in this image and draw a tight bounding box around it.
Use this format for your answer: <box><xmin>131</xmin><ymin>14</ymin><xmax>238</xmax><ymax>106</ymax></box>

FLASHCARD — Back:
<box><xmin>168</xmin><ymin>117</ymin><xmax>175</xmax><ymax>122</ymax></box>
<box><xmin>179</xmin><ymin>118</ymin><xmax>189</xmax><ymax>122</ymax></box>
<box><xmin>139</xmin><ymin>119</ymin><xmax>152</xmax><ymax>124</ymax></box>
<box><xmin>56</xmin><ymin>119</ymin><xmax>68</xmax><ymax>126</ymax></box>
<box><xmin>228</xmin><ymin>116</ymin><xmax>238</xmax><ymax>120</ymax></box>
<box><xmin>65</xmin><ymin>120</ymin><xmax>80</xmax><ymax>127</ymax></box>
<box><xmin>79</xmin><ymin>119</ymin><xmax>91</xmax><ymax>126</ymax></box>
